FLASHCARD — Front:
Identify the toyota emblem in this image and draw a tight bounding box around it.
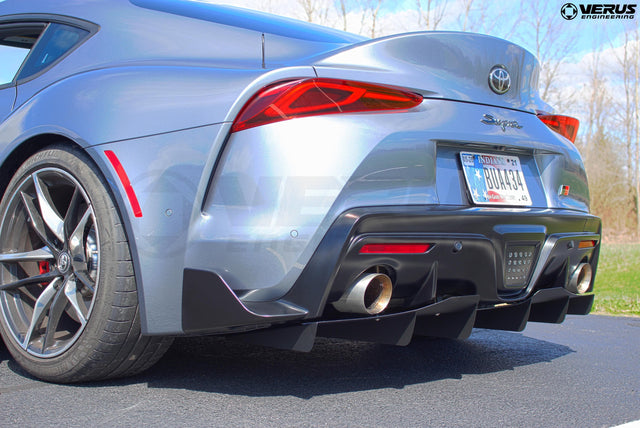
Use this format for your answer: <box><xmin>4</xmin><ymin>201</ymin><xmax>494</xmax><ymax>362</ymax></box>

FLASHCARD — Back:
<box><xmin>488</xmin><ymin>65</ymin><xmax>511</xmax><ymax>95</ymax></box>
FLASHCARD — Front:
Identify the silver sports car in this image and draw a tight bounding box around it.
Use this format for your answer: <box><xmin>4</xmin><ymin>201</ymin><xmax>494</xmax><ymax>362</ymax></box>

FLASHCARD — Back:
<box><xmin>0</xmin><ymin>0</ymin><xmax>600</xmax><ymax>383</ymax></box>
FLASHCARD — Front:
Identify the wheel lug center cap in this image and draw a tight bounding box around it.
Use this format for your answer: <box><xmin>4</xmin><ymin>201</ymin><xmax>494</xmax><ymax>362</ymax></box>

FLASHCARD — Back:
<box><xmin>58</xmin><ymin>252</ymin><xmax>72</xmax><ymax>274</ymax></box>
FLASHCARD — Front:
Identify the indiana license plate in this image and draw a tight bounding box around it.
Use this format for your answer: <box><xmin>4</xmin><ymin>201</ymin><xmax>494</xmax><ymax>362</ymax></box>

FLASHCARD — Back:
<box><xmin>460</xmin><ymin>152</ymin><xmax>532</xmax><ymax>206</ymax></box>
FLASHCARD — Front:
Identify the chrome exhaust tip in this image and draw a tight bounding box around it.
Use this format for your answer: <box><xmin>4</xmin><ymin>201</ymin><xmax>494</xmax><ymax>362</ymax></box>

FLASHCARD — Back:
<box><xmin>568</xmin><ymin>263</ymin><xmax>592</xmax><ymax>294</ymax></box>
<box><xmin>332</xmin><ymin>273</ymin><xmax>393</xmax><ymax>315</ymax></box>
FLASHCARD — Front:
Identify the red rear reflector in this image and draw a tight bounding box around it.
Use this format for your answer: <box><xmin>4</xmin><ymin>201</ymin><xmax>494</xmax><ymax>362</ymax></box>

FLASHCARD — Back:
<box><xmin>232</xmin><ymin>78</ymin><xmax>423</xmax><ymax>132</ymax></box>
<box><xmin>578</xmin><ymin>240</ymin><xmax>597</xmax><ymax>249</ymax></box>
<box><xmin>360</xmin><ymin>243</ymin><xmax>431</xmax><ymax>254</ymax></box>
<box><xmin>105</xmin><ymin>150</ymin><xmax>143</xmax><ymax>218</ymax></box>
<box><xmin>538</xmin><ymin>114</ymin><xmax>579</xmax><ymax>143</ymax></box>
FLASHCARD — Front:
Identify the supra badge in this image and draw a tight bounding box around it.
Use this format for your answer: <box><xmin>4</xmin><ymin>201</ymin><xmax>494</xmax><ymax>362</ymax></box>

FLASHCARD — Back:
<box><xmin>481</xmin><ymin>113</ymin><xmax>523</xmax><ymax>131</ymax></box>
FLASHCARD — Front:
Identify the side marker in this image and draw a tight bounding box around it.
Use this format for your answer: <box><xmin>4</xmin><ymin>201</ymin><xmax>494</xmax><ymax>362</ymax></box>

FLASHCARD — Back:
<box><xmin>104</xmin><ymin>150</ymin><xmax>143</xmax><ymax>218</ymax></box>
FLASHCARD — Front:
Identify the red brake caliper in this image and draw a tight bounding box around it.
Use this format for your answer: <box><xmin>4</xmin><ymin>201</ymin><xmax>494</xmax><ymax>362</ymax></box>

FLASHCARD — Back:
<box><xmin>38</xmin><ymin>261</ymin><xmax>50</xmax><ymax>275</ymax></box>
<box><xmin>38</xmin><ymin>261</ymin><xmax>50</xmax><ymax>286</ymax></box>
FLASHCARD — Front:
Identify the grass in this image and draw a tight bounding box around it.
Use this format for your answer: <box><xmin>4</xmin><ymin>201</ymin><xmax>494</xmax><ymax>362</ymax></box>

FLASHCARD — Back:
<box><xmin>592</xmin><ymin>243</ymin><xmax>640</xmax><ymax>316</ymax></box>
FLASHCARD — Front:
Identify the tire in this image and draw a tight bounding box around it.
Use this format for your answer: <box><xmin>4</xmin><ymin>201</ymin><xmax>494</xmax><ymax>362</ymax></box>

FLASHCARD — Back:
<box><xmin>0</xmin><ymin>145</ymin><xmax>172</xmax><ymax>382</ymax></box>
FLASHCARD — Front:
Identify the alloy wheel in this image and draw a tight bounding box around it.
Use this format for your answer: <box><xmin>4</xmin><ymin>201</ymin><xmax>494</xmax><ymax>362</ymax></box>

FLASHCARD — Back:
<box><xmin>0</xmin><ymin>167</ymin><xmax>99</xmax><ymax>358</ymax></box>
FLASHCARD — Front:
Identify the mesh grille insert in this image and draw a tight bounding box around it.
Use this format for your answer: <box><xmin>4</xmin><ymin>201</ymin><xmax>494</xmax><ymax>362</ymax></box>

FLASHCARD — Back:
<box><xmin>504</xmin><ymin>244</ymin><xmax>537</xmax><ymax>287</ymax></box>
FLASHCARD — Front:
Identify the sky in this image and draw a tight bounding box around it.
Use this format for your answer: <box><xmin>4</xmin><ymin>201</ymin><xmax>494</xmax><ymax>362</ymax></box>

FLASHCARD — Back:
<box><xmin>212</xmin><ymin>0</ymin><xmax>637</xmax><ymax>55</ymax></box>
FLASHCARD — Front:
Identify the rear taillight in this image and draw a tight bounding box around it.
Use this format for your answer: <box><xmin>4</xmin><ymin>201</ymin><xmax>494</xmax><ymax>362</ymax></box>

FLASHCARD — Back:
<box><xmin>538</xmin><ymin>114</ymin><xmax>579</xmax><ymax>143</ymax></box>
<box><xmin>231</xmin><ymin>78</ymin><xmax>423</xmax><ymax>132</ymax></box>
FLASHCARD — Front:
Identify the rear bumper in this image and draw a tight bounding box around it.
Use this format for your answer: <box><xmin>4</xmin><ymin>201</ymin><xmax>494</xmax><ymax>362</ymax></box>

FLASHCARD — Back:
<box><xmin>181</xmin><ymin>206</ymin><xmax>600</xmax><ymax>347</ymax></box>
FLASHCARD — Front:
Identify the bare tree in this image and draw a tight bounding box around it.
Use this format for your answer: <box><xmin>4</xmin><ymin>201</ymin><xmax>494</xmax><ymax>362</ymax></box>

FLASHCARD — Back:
<box><xmin>516</xmin><ymin>2</ymin><xmax>578</xmax><ymax>108</ymax></box>
<box><xmin>298</xmin><ymin>0</ymin><xmax>332</xmax><ymax>24</ymax></box>
<box><xmin>607</xmin><ymin>24</ymin><xmax>640</xmax><ymax>239</ymax></box>
<box><xmin>626</xmin><ymin>27</ymin><xmax>640</xmax><ymax>238</ymax></box>
<box><xmin>633</xmin><ymin>26</ymin><xmax>640</xmax><ymax>238</ymax></box>
<box><xmin>630</xmin><ymin>26</ymin><xmax>640</xmax><ymax>239</ymax></box>
<box><xmin>458</xmin><ymin>0</ymin><xmax>474</xmax><ymax>31</ymax></box>
<box><xmin>258</xmin><ymin>0</ymin><xmax>275</xmax><ymax>13</ymax></box>
<box><xmin>578</xmin><ymin>46</ymin><xmax>637</xmax><ymax>238</ymax></box>
<box><xmin>358</xmin><ymin>0</ymin><xmax>383</xmax><ymax>38</ymax></box>
<box><xmin>337</xmin><ymin>0</ymin><xmax>348</xmax><ymax>31</ymax></box>
<box><xmin>415</xmin><ymin>0</ymin><xmax>447</xmax><ymax>31</ymax></box>
<box><xmin>581</xmin><ymin>49</ymin><xmax>610</xmax><ymax>167</ymax></box>
<box><xmin>455</xmin><ymin>0</ymin><xmax>519</xmax><ymax>38</ymax></box>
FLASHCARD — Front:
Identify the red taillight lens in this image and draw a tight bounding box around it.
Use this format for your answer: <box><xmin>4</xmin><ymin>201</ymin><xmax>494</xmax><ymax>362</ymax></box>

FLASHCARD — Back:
<box><xmin>359</xmin><ymin>243</ymin><xmax>431</xmax><ymax>254</ymax></box>
<box><xmin>231</xmin><ymin>78</ymin><xmax>423</xmax><ymax>132</ymax></box>
<box><xmin>538</xmin><ymin>114</ymin><xmax>580</xmax><ymax>143</ymax></box>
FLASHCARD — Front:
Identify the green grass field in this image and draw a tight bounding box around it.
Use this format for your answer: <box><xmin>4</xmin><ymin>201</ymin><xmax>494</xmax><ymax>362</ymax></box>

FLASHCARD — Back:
<box><xmin>592</xmin><ymin>243</ymin><xmax>640</xmax><ymax>316</ymax></box>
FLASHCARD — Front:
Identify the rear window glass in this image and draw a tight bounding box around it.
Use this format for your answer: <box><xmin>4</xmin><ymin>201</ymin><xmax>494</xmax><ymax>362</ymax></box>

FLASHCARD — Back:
<box><xmin>17</xmin><ymin>23</ymin><xmax>88</xmax><ymax>80</ymax></box>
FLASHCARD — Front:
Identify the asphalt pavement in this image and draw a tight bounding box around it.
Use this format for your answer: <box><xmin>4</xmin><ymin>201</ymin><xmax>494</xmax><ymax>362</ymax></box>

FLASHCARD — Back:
<box><xmin>0</xmin><ymin>314</ymin><xmax>638</xmax><ymax>427</ymax></box>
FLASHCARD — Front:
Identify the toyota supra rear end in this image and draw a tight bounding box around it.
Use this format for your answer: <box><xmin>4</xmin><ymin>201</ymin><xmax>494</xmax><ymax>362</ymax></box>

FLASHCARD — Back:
<box><xmin>0</xmin><ymin>0</ymin><xmax>600</xmax><ymax>382</ymax></box>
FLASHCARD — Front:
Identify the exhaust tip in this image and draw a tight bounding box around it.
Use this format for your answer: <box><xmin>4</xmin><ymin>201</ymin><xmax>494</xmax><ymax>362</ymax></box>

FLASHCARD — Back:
<box><xmin>333</xmin><ymin>273</ymin><xmax>393</xmax><ymax>315</ymax></box>
<box><xmin>568</xmin><ymin>263</ymin><xmax>592</xmax><ymax>294</ymax></box>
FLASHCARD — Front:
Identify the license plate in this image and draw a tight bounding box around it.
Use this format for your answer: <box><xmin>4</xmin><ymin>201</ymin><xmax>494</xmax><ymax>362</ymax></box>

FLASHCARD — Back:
<box><xmin>460</xmin><ymin>152</ymin><xmax>532</xmax><ymax>206</ymax></box>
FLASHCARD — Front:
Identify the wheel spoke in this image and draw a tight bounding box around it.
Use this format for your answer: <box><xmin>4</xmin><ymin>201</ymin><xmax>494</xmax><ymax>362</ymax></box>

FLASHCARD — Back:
<box><xmin>63</xmin><ymin>187</ymin><xmax>82</xmax><ymax>240</ymax></box>
<box><xmin>22</xmin><ymin>277</ymin><xmax>61</xmax><ymax>349</ymax></box>
<box><xmin>69</xmin><ymin>207</ymin><xmax>92</xmax><ymax>264</ymax></box>
<box><xmin>20</xmin><ymin>192</ymin><xmax>58</xmax><ymax>251</ymax></box>
<box><xmin>42</xmin><ymin>285</ymin><xmax>68</xmax><ymax>351</ymax></box>
<box><xmin>0</xmin><ymin>247</ymin><xmax>54</xmax><ymax>263</ymax></box>
<box><xmin>0</xmin><ymin>271</ymin><xmax>60</xmax><ymax>291</ymax></box>
<box><xmin>33</xmin><ymin>173</ymin><xmax>65</xmax><ymax>242</ymax></box>
<box><xmin>74</xmin><ymin>269</ymin><xmax>96</xmax><ymax>294</ymax></box>
<box><xmin>65</xmin><ymin>276</ymin><xmax>88</xmax><ymax>325</ymax></box>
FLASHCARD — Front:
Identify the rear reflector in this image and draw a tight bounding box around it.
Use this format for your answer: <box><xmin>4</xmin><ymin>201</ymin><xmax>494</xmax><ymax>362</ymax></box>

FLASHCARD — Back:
<box><xmin>232</xmin><ymin>78</ymin><xmax>423</xmax><ymax>132</ymax></box>
<box><xmin>578</xmin><ymin>240</ymin><xmax>597</xmax><ymax>249</ymax></box>
<box><xmin>359</xmin><ymin>243</ymin><xmax>431</xmax><ymax>254</ymax></box>
<box><xmin>105</xmin><ymin>150</ymin><xmax>143</xmax><ymax>218</ymax></box>
<box><xmin>538</xmin><ymin>114</ymin><xmax>579</xmax><ymax>143</ymax></box>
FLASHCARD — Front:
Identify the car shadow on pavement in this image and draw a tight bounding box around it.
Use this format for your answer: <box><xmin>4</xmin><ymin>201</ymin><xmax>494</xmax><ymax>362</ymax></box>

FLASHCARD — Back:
<box><xmin>2</xmin><ymin>328</ymin><xmax>573</xmax><ymax>397</ymax></box>
<box><xmin>130</xmin><ymin>328</ymin><xmax>574</xmax><ymax>399</ymax></box>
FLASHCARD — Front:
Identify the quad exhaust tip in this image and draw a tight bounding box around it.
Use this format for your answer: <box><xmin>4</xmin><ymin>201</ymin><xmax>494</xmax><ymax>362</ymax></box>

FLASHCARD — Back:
<box><xmin>332</xmin><ymin>273</ymin><xmax>393</xmax><ymax>315</ymax></box>
<box><xmin>568</xmin><ymin>263</ymin><xmax>592</xmax><ymax>294</ymax></box>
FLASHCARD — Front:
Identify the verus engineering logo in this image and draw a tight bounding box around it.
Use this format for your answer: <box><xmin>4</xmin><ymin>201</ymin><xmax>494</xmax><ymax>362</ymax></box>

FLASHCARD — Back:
<box><xmin>561</xmin><ymin>3</ymin><xmax>637</xmax><ymax>19</ymax></box>
<box><xmin>561</xmin><ymin>3</ymin><xmax>579</xmax><ymax>19</ymax></box>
